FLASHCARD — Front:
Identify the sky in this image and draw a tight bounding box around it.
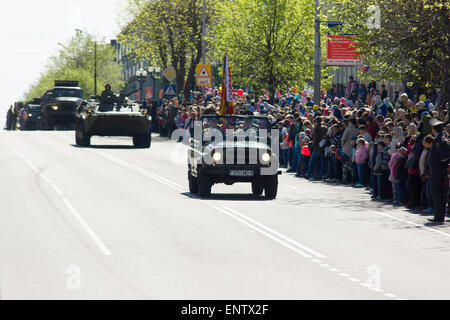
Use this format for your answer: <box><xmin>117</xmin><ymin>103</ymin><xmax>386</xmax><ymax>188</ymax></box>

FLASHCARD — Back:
<box><xmin>0</xmin><ymin>0</ymin><xmax>126</xmax><ymax>126</ymax></box>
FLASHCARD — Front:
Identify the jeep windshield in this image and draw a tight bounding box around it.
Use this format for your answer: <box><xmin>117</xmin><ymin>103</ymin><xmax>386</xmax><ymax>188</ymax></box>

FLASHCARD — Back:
<box><xmin>201</xmin><ymin>115</ymin><xmax>271</xmax><ymax>141</ymax></box>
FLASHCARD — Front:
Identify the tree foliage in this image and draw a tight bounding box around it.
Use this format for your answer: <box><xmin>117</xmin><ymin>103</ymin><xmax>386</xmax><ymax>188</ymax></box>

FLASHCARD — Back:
<box><xmin>213</xmin><ymin>0</ymin><xmax>330</xmax><ymax>97</ymax></box>
<box><xmin>330</xmin><ymin>0</ymin><xmax>450</xmax><ymax>101</ymax></box>
<box><xmin>25</xmin><ymin>32</ymin><xmax>124</xmax><ymax>101</ymax></box>
<box><xmin>118</xmin><ymin>0</ymin><xmax>218</xmax><ymax>99</ymax></box>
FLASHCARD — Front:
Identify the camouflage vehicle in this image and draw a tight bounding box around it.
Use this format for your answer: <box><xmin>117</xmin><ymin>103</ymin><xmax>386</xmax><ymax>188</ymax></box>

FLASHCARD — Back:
<box><xmin>40</xmin><ymin>80</ymin><xmax>83</xmax><ymax>130</ymax></box>
<box><xmin>75</xmin><ymin>96</ymin><xmax>152</xmax><ymax>148</ymax></box>
<box><xmin>188</xmin><ymin>115</ymin><xmax>281</xmax><ymax>199</ymax></box>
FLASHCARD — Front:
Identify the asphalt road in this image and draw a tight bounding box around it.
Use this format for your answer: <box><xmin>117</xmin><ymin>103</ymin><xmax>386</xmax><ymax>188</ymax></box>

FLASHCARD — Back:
<box><xmin>1</xmin><ymin>130</ymin><xmax>450</xmax><ymax>300</ymax></box>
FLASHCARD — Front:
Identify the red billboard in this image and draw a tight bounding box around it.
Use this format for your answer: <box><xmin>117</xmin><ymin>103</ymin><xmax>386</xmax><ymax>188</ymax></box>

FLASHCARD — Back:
<box><xmin>145</xmin><ymin>87</ymin><xmax>153</xmax><ymax>100</ymax></box>
<box><xmin>326</xmin><ymin>35</ymin><xmax>361</xmax><ymax>66</ymax></box>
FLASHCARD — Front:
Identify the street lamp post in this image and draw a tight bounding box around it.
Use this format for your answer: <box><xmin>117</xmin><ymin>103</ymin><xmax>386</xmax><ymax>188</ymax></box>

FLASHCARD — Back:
<box><xmin>136</xmin><ymin>68</ymin><xmax>148</xmax><ymax>104</ymax></box>
<box><xmin>313</xmin><ymin>0</ymin><xmax>322</xmax><ymax>105</ymax></box>
<box><xmin>148</xmin><ymin>67</ymin><xmax>161</xmax><ymax>101</ymax></box>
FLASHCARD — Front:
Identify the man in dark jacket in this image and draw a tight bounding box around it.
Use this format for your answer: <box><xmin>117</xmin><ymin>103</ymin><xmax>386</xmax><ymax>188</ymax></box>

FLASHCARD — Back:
<box><xmin>99</xmin><ymin>84</ymin><xmax>117</xmax><ymax>112</ymax></box>
<box><xmin>306</xmin><ymin>117</ymin><xmax>327</xmax><ymax>180</ymax></box>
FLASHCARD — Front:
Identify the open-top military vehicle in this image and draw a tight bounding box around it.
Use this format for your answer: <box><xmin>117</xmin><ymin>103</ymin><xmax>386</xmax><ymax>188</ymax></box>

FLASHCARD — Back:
<box><xmin>188</xmin><ymin>115</ymin><xmax>281</xmax><ymax>199</ymax></box>
<box><xmin>75</xmin><ymin>95</ymin><xmax>152</xmax><ymax>148</ymax></box>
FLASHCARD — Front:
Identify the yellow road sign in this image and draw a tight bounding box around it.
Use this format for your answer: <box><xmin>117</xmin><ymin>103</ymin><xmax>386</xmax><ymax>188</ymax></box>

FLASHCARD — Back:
<box><xmin>196</xmin><ymin>64</ymin><xmax>212</xmax><ymax>87</ymax></box>
<box><xmin>163</xmin><ymin>66</ymin><xmax>177</xmax><ymax>82</ymax></box>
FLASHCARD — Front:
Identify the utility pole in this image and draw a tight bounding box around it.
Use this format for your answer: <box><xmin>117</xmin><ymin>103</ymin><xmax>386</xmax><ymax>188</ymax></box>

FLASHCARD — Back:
<box><xmin>201</xmin><ymin>0</ymin><xmax>206</xmax><ymax>101</ymax></box>
<box><xmin>313</xmin><ymin>0</ymin><xmax>321</xmax><ymax>105</ymax></box>
<box><xmin>94</xmin><ymin>41</ymin><xmax>98</xmax><ymax>96</ymax></box>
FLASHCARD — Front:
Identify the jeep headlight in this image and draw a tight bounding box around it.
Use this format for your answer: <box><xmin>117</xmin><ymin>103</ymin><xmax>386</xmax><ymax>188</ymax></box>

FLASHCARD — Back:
<box><xmin>261</xmin><ymin>152</ymin><xmax>271</xmax><ymax>163</ymax></box>
<box><xmin>51</xmin><ymin>106</ymin><xmax>59</xmax><ymax>111</ymax></box>
<box><xmin>213</xmin><ymin>152</ymin><xmax>222</xmax><ymax>162</ymax></box>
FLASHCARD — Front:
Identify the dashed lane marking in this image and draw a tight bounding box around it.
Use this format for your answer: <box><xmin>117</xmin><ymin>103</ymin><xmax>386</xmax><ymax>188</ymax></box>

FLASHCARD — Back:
<box><xmin>13</xmin><ymin>150</ymin><xmax>111</xmax><ymax>256</ymax></box>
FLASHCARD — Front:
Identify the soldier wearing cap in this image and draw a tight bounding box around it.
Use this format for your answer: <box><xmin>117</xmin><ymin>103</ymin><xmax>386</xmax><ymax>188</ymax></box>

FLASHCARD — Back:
<box><xmin>427</xmin><ymin>118</ymin><xmax>449</xmax><ymax>223</ymax></box>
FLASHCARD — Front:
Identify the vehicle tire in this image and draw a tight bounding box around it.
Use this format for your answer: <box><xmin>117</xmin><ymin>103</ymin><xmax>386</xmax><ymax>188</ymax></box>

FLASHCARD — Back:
<box><xmin>264</xmin><ymin>175</ymin><xmax>278</xmax><ymax>199</ymax></box>
<box><xmin>76</xmin><ymin>122</ymin><xmax>90</xmax><ymax>147</ymax></box>
<box><xmin>82</xmin><ymin>131</ymin><xmax>91</xmax><ymax>147</ymax></box>
<box><xmin>133</xmin><ymin>133</ymin><xmax>151</xmax><ymax>149</ymax></box>
<box><xmin>188</xmin><ymin>171</ymin><xmax>199</xmax><ymax>194</ymax></box>
<box><xmin>252</xmin><ymin>182</ymin><xmax>264</xmax><ymax>196</ymax></box>
<box><xmin>75</xmin><ymin>128</ymin><xmax>82</xmax><ymax>146</ymax></box>
<box><xmin>197</xmin><ymin>169</ymin><xmax>212</xmax><ymax>198</ymax></box>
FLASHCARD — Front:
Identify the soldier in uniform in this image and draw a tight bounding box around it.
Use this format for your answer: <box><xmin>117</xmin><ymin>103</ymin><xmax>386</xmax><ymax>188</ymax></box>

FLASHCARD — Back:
<box><xmin>99</xmin><ymin>84</ymin><xmax>117</xmax><ymax>112</ymax></box>
<box><xmin>428</xmin><ymin>118</ymin><xmax>449</xmax><ymax>223</ymax></box>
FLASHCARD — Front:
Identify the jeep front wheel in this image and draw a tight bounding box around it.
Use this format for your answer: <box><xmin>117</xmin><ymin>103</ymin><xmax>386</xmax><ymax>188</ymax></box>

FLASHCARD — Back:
<box><xmin>264</xmin><ymin>175</ymin><xmax>278</xmax><ymax>199</ymax></box>
<box><xmin>197</xmin><ymin>170</ymin><xmax>212</xmax><ymax>198</ymax></box>
<box><xmin>188</xmin><ymin>171</ymin><xmax>199</xmax><ymax>194</ymax></box>
<box><xmin>252</xmin><ymin>182</ymin><xmax>264</xmax><ymax>196</ymax></box>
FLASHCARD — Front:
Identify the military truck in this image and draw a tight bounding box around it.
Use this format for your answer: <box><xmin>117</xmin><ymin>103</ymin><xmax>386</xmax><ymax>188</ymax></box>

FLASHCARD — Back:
<box><xmin>19</xmin><ymin>99</ymin><xmax>43</xmax><ymax>130</ymax></box>
<box><xmin>187</xmin><ymin>115</ymin><xmax>281</xmax><ymax>199</ymax></box>
<box><xmin>75</xmin><ymin>96</ymin><xmax>152</xmax><ymax>148</ymax></box>
<box><xmin>40</xmin><ymin>80</ymin><xmax>83</xmax><ymax>130</ymax></box>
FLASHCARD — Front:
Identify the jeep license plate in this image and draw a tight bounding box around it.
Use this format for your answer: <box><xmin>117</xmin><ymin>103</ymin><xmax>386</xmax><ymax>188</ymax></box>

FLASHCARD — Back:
<box><xmin>230</xmin><ymin>170</ymin><xmax>254</xmax><ymax>177</ymax></box>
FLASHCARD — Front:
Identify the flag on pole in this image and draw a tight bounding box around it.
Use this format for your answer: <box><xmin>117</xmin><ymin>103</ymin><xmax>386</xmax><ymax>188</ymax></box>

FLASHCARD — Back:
<box><xmin>219</xmin><ymin>55</ymin><xmax>234</xmax><ymax>115</ymax></box>
<box><xmin>274</xmin><ymin>90</ymin><xmax>281</xmax><ymax>100</ymax></box>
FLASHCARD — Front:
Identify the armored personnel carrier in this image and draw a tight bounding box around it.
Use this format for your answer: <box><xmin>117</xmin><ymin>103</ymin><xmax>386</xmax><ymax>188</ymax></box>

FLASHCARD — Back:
<box><xmin>75</xmin><ymin>96</ymin><xmax>152</xmax><ymax>148</ymax></box>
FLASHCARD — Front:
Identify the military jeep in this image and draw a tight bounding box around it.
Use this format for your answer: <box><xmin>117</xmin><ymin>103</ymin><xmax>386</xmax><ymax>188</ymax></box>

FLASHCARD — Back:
<box><xmin>188</xmin><ymin>115</ymin><xmax>281</xmax><ymax>199</ymax></box>
<box><xmin>75</xmin><ymin>98</ymin><xmax>152</xmax><ymax>148</ymax></box>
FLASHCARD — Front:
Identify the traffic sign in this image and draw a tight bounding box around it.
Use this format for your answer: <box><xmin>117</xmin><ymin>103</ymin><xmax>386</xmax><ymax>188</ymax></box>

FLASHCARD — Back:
<box><xmin>163</xmin><ymin>84</ymin><xmax>177</xmax><ymax>97</ymax></box>
<box><xmin>196</xmin><ymin>64</ymin><xmax>212</xmax><ymax>87</ymax></box>
<box><xmin>162</xmin><ymin>66</ymin><xmax>177</xmax><ymax>82</ymax></box>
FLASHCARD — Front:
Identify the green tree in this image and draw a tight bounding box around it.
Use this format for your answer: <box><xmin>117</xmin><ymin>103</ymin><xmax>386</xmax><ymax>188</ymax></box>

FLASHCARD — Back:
<box><xmin>213</xmin><ymin>0</ymin><xmax>331</xmax><ymax>100</ymax></box>
<box><xmin>330</xmin><ymin>0</ymin><xmax>450</xmax><ymax>103</ymax></box>
<box><xmin>118</xmin><ymin>0</ymin><xmax>218</xmax><ymax>100</ymax></box>
<box><xmin>25</xmin><ymin>31</ymin><xmax>124</xmax><ymax>100</ymax></box>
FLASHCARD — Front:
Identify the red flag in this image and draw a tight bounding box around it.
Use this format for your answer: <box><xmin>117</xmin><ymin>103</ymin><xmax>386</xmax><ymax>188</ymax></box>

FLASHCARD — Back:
<box><xmin>219</xmin><ymin>55</ymin><xmax>234</xmax><ymax>115</ymax></box>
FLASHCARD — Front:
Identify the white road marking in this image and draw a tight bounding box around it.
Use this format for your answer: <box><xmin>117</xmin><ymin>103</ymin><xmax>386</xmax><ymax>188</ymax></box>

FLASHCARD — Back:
<box><xmin>51</xmin><ymin>184</ymin><xmax>64</xmax><ymax>196</ymax></box>
<box><xmin>370</xmin><ymin>210</ymin><xmax>450</xmax><ymax>238</ymax></box>
<box><xmin>14</xmin><ymin>149</ymin><xmax>111</xmax><ymax>256</ymax></box>
<box><xmin>40</xmin><ymin>174</ymin><xmax>51</xmax><ymax>184</ymax></box>
<box><xmin>92</xmin><ymin>151</ymin><xmax>184</xmax><ymax>192</ymax></box>
<box><xmin>384</xmin><ymin>293</ymin><xmax>397</xmax><ymax>298</ymax></box>
<box><xmin>223</xmin><ymin>206</ymin><xmax>326</xmax><ymax>259</ymax></box>
<box><xmin>62</xmin><ymin>198</ymin><xmax>111</xmax><ymax>256</ymax></box>
<box><xmin>210</xmin><ymin>205</ymin><xmax>312</xmax><ymax>258</ymax></box>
